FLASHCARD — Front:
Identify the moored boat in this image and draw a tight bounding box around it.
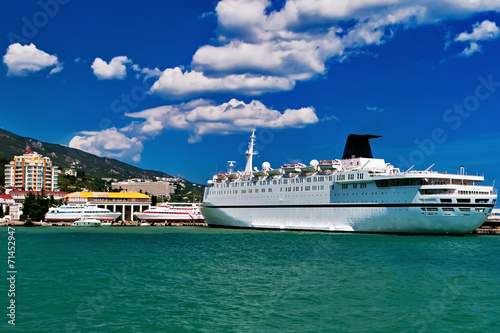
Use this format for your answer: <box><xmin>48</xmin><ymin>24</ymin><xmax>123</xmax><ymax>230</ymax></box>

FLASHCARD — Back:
<box><xmin>134</xmin><ymin>202</ymin><xmax>204</xmax><ymax>222</ymax></box>
<box><xmin>45</xmin><ymin>204</ymin><xmax>120</xmax><ymax>222</ymax></box>
<box><xmin>73</xmin><ymin>216</ymin><xmax>101</xmax><ymax>227</ymax></box>
<box><xmin>201</xmin><ymin>131</ymin><xmax>497</xmax><ymax>235</ymax></box>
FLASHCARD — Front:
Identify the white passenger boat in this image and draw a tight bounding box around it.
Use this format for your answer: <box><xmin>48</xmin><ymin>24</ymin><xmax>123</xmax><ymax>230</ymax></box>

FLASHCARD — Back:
<box><xmin>72</xmin><ymin>216</ymin><xmax>101</xmax><ymax>227</ymax></box>
<box><xmin>45</xmin><ymin>204</ymin><xmax>121</xmax><ymax>222</ymax></box>
<box><xmin>201</xmin><ymin>131</ymin><xmax>497</xmax><ymax>235</ymax></box>
<box><xmin>134</xmin><ymin>203</ymin><xmax>204</xmax><ymax>222</ymax></box>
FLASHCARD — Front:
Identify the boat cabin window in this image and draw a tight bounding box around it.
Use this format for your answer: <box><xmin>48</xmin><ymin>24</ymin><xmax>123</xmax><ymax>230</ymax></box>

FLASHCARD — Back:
<box><xmin>419</xmin><ymin>189</ymin><xmax>454</xmax><ymax>195</ymax></box>
<box><xmin>377</xmin><ymin>179</ymin><xmax>426</xmax><ymax>187</ymax></box>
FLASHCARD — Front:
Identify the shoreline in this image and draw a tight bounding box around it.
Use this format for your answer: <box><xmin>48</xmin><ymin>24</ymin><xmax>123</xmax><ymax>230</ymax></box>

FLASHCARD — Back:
<box><xmin>2</xmin><ymin>220</ymin><xmax>499</xmax><ymax>234</ymax></box>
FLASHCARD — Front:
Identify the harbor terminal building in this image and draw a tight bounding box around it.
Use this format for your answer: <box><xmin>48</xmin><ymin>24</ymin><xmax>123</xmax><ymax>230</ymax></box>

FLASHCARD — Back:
<box><xmin>63</xmin><ymin>192</ymin><xmax>151</xmax><ymax>221</ymax></box>
<box><xmin>111</xmin><ymin>179</ymin><xmax>176</xmax><ymax>199</ymax></box>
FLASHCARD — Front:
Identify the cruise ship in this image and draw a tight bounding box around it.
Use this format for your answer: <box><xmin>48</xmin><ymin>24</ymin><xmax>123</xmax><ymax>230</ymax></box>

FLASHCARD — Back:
<box><xmin>45</xmin><ymin>204</ymin><xmax>121</xmax><ymax>222</ymax></box>
<box><xmin>201</xmin><ymin>131</ymin><xmax>497</xmax><ymax>235</ymax></box>
<box><xmin>134</xmin><ymin>203</ymin><xmax>204</xmax><ymax>222</ymax></box>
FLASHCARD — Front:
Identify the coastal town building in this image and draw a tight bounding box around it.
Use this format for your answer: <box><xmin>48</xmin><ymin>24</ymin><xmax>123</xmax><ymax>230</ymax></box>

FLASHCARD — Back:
<box><xmin>111</xmin><ymin>179</ymin><xmax>176</xmax><ymax>199</ymax></box>
<box><xmin>6</xmin><ymin>190</ymin><xmax>67</xmax><ymax>221</ymax></box>
<box><xmin>4</xmin><ymin>147</ymin><xmax>59</xmax><ymax>191</ymax></box>
<box><xmin>63</xmin><ymin>192</ymin><xmax>151</xmax><ymax>221</ymax></box>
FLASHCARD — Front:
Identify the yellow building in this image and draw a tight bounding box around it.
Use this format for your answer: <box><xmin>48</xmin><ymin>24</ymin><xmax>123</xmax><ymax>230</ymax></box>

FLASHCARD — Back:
<box><xmin>4</xmin><ymin>147</ymin><xmax>59</xmax><ymax>191</ymax></box>
<box><xmin>63</xmin><ymin>192</ymin><xmax>151</xmax><ymax>221</ymax></box>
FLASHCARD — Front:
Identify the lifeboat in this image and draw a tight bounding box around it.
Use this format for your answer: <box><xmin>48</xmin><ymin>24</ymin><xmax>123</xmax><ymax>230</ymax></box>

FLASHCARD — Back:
<box><xmin>227</xmin><ymin>173</ymin><xmax>239</xmax><ymax>180</ymax></box>
<box><xmin>217</xmin><ymin>174</ymin><xmax>227</xmax><ymax>181</ymax></box>
<box><xmin>319</xmin><ymin>160</ymin><xmax>334</xmax><ymax>170</ymax></box>
<box><xmin>253</xmin><ymin>170</ymin><xmax>267</xmax><ymax>178</ymax></box>
<box><xmin>267</xmin><ymin>168</ymin><xmax>282</xmax><ymax>176</ymax></box>
<box><xmin>283</xmin><ymin>164</ymin><xmax>302</xmax><ymax>174</ymax></box>
<box><xmin>300</xmin><ymin>165</ymin><xmax>317</xmax><ymax>173</ymax></box>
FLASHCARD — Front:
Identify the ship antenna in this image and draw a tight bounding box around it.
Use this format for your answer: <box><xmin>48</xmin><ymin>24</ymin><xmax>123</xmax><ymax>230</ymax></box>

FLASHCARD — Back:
<box><xmin>228</xmin><ymin>161</ymin><xmax>236</xmax><ymax>173</ymax></box>
<box><xmin>425</xmin><ymin>164</ymin><xmax>435</xmax><ymax>172</ymax></box>
<box><xmin>244</xmin><ymin>129</ymin><xmax>258</xmax><ymax>172</ymax></box>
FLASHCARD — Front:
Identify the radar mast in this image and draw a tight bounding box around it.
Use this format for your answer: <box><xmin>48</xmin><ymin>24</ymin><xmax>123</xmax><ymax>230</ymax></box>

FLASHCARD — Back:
<box><xmin>244</xmin><ymin>130</ymin><xmax>258</xmax><ymax>172</ymax></box>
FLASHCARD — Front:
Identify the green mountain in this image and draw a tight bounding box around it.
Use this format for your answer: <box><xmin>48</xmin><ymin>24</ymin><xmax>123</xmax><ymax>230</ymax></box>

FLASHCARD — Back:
<box><xmin>0</xmin><ymin>128</ymin><xmax>204</xmax><ymax>200</ymax></box>
<box><xmin>0</xmin><ymin>128</ymin><xmax>171</xmax><ymax>179</ymax></box>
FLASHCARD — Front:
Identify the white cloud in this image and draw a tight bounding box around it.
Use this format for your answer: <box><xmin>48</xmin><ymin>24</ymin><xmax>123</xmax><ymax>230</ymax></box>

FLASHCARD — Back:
<box><xmin>91</xmin><ymin>56</ymin><xmax>131</xmax><ymax>80</ymax></box>
<box><xmin>124</xmin><ymin>98</ymin><xmax>318</xmax><ymax>143</ymax></box>
<box><xmin>454</xmin><ymin>20</ymin><xmax>499</xmax><ymax>57</ymax></box>
<box><xmin>71</xmin><ymin>99</ymin><xmax>319</xmax><ymax>160</ymax></box>
<box><xmin>3</xmin><ymin>43</ymin><xmax>63</xmax><ymax>77</ymax></box>
<box><xmin>366</xmin><ymin>105</ymin><xmax>385</xmax><ymax>112</ymax></box>
<box><xmin>131</xmin><ymin>64</ymin><xmax>162</xmax><ymax>80</ymax></box>
<box><xmin>459</xmin><ymin>41</ymin><xmax>482</xmax><ymax>57</ymax></box>
<box><xmin>150</xmin><ymin>67</ymin><xmax>294</xmax><ymax>98</ymax></box>
<box><xmin>148</xmin><ymin>1</ymin><xmax>500</xmax><ymax>98</ymax></box>
<box><xmin>69</xmin><ymin>128</ymin><xmax>143</xmax><ymax>162</ymax></box>
<box><xmin>455</xmin><ymin>20</ymin><xmax>499</xmax><ymax>42</ymax></box>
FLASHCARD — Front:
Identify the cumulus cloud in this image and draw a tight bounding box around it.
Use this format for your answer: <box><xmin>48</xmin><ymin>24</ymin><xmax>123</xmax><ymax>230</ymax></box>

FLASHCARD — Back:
<box><xmin>91</xmin><ymin>56</ymin><xmax>131</xmax><ymax>80</ymax></box>
<box><xmin>150</xmin><ymin>67</ymin><xmax>294</xmax><ymax>98</ymax></box>
<box><xmin>131</xmin><ymin>64</ymin><xmax>162</xmax><ymax>80</ymax></box>
<box><xmin>3</xmin><ymin>43</ymin><xmax>63</xmax><ymax>77</ymax></box>
<box><xmin>454</xmin><ymin>20</ymin><xmax>499</xmax><ymax>57</ymax></box>
<box><xmin>459</xmin><ymin>41</ymin><xmax>482</xmax><ymax>57</ymax></box>
<box><xmin>69</xmin><ymin>128</ymin><xmax>143</xmax><ymax>162</ymax></box>
<box><xmin>123</xmin><ymin>98</ymin><xmax>318</xmax><ymax>143</ymax></box>
<box><xmin>70</xmin><ymin>99</ymin><xmax>319</xmax><ymax>161</ymax></box>
<box><xmin>149</xmin><ymin>0</ymin><xmax>500</xmax><ymax>97</ymax></box>
<box><xmin>455</xmin><ymin>20</ymin><xmax>500</xmax><ymax>42</ymax></box>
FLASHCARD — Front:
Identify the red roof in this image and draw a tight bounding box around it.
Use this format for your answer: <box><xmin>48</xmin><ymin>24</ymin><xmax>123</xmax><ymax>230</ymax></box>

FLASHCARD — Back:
<box><xmin>0</xmin><ymin>195</ymin><xmax>13</xmax><ymax>199</ymax></box>
<box><xmin>9</xmin><ymin>190</ymin><xmax>68</xmax><ymax>195</ymax></box>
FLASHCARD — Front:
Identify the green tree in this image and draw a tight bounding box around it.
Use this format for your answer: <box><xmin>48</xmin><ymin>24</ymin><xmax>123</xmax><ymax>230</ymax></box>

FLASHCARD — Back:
<box><xmin>21</xmin><ymin>191</ymin><xmax>53</xmax><ymax>221</ymax></box>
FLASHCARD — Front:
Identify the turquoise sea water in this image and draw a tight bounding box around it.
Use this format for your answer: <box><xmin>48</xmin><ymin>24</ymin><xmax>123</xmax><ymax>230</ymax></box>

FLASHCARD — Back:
<box><xmin>1</xmin><ymin>227</ymin><xmax>500</xmax><ymax>333</ymax></box>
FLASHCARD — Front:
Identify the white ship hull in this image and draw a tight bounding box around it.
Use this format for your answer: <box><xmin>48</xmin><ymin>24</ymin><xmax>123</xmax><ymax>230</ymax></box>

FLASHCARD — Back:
<box><xmin>133</xmin><ymin>203</ymin><xmax>205</xmax><ymax>222</ymax></box>
<box><xmin>134</xmin><ymin>212</ymin><xmax>203</xmax><ymax>222</ymax></box>
<box><xmin>201</xmin><ymin>204</ymin><xmax>490</xmax><ymax>235</ymax></box>
<box><xmin>46</xmin><ymin>212</ymin><xmax>120</xmax><ymax>222</ymax></box>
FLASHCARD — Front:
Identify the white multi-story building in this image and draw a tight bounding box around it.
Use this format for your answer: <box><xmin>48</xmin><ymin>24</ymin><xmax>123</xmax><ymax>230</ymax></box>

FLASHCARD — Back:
<box><xmin>111</xmin><ymin>179</ymin><xmax>176</xmax><ymax>199</ymax></box>
<box><xmin>4</xmin><ymin>147</ymin><xmax>59</xmax><ymax>191</ymax></box>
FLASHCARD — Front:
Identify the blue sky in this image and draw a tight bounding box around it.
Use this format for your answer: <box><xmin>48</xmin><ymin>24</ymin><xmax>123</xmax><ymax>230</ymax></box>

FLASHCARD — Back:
<box><xmin>1</xmin><ymin>0</ymin><xmax>500</xmax><ymax>185</ymax></box>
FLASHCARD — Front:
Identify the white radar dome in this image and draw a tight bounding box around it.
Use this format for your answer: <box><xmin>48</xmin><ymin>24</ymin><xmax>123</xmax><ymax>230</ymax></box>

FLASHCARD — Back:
<box><xmin>262</xmin><ymin>162</ymin><xmax>271</xmax><ymax>170</ymax></box>
<box><xmin>310</xmin><ymin>159</ymin><xmax>319</xmax><ymax>167</ymax></box>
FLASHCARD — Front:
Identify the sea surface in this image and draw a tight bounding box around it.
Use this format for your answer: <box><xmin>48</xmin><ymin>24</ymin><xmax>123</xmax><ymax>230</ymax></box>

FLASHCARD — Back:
<box><xmin>1</xmin><ymin>226</ymin><xmax>499</xmax><ymax>333</ymax></box>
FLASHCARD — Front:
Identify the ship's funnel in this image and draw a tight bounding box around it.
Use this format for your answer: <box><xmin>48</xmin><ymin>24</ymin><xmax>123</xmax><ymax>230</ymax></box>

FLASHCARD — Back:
<box><xmin>342</xmin><ymin>134</ymin><xmax>381</xmax><ymax>159</ymax></box>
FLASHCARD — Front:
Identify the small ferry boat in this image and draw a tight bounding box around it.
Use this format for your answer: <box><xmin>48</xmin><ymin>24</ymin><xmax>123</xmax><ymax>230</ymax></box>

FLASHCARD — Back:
<box><xmin>134</xmin><ymin>203</ymin><xmax>204</xmax><ymax>222</ymax></box>
<box><xmin>72</xmin><ymin>216</ymin><xmax>101</xmax><ymax>227</ymax></box>
<box><xmin>45</xmin><ymin>204</ymin><xmax>121</xmax><ymax>222</ymax></box>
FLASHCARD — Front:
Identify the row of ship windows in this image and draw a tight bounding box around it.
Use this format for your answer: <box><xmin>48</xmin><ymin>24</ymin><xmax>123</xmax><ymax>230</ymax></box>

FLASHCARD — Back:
<box><xmin>210</xmin><ymin>183</ymin><xmax>377</xmax><ymax>195</ymax></box>
<box><xmin>421</xmin><ymin>207</ymin><xmax>488</xmax><ymax>213</ymax></box>
<box><xmin>336</xmin><ymin>173</ymin><xmax>365</xmax><ymax>181</ymax></box>
<box><xmin>440</xmin><ymin>198</ymin><xmax>494</xmax><ymax>203</ymax></box>
<box><xmin>214</xmin><ymin>176</ymin><xmax>335</xmax><ymax>188</ymax></box>
<box><xmin>211</xmin><ymin>185</ymin><xmax>328</xmax><ymax>195</ymax></box>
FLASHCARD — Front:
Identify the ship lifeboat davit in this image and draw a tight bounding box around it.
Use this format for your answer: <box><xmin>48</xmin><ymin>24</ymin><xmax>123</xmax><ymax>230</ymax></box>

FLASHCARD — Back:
<box><xmin>217</xmin><ymin>174</ymin><xmax>227</xmax><ymax>181</ymax></box>
<box><xmin>319</xmin><ymin>160</ymin><xmax>334</xmax><ymax>170</ymax></box>
<box><xmin>283</xmin><ymin>164</ymin><xmax>302</xmax><ymax>174</ymax></box>
<box><xmin>300</xmin><ymin>160</ymin><xmax>318</xmax><ymax>174</ymax></box>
